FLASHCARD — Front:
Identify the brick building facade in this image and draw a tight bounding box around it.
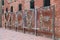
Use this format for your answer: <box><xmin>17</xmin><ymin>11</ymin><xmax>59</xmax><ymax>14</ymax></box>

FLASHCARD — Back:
<box><xmin>2</xmin><ymin>0</ymin><xmax>54</xmax><ymax>12</ymax></box>
<box><xmin>2</xmin><ymin>0</ymin><xmax>60</xmax><ymax>27</ymax></box>
<box><xmin>2</xmin><ymin>0</ymin><xmax>60</xmax><ymax>39</ymax></box>
<box><xmin>2</xmin><ymin>0</ymin><xmax>60</xmax><ymax>15</ymax></box>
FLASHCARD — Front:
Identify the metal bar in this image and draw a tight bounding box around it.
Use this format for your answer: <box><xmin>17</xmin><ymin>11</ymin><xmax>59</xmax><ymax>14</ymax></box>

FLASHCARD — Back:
<box><xmin>23</xmin><ymin>11</ymin><xmax>25</xmax><ymax>33</ymax></box>
<box><xmin>35</xmin><ymin>8</ymin><xmax>37</xmax><ymax>36</ymax></box>
<box><xmin>40</xmin><ymin>9</ymin><xmax>43</xmax><ymax>30</ymax></box>
<box><xmin>23</xmin><ymin>11</ymin><xmax>26</xmax><ymax>33</ymax></box>
<box><xmin>52</xmin><ymin>5</ymin><xmax>55</xmax><ymax>40</ymax></box>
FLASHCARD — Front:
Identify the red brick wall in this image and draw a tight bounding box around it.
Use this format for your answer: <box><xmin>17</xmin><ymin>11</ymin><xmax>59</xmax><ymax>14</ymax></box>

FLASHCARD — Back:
<box><xmin>2</xmin><ymin>0</ymin><xmax>60</xmax><ymax>36</ymax></box>
<box><xmin>3</xmin><ymin>0</ymin><xmax>60</xmax><ymax>27</ymax></box>
<box><xmin>3</xmin><ymin>0</ymin><xmax>60</xmax><ymax>28</ymax></box>
<box><xmin>3</xmin><ymin>0</ymin><xmax>44</xmax><ymax>12</ymax></box>
<box><xmin>3</xmin><ymin>0</ymin><xmax>60</xmax><ymax>12</ymax></box>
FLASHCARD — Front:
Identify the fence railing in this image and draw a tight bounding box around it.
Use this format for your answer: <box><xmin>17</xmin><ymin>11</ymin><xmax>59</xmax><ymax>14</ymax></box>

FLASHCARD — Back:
<box><xmin>2</xmin><ymin>5</ymin><xmax>60</xmax><ymax>40</ymax></box>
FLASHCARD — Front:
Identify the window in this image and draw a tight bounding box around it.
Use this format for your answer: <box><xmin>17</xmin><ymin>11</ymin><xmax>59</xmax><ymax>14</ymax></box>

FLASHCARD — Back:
<box><xmin>2</xmin><ymin>0</ymin><xmax>4</xmax><ymax>5</ymax></box>
<box><xmin>19</xmin><ymin>4</ymin><xmax>22</xmax><ymax>11</ymax></box>
<box><xmin>30</xmin><ymin>0</ymin><xmax>34</xmax><ymax>9</ymax></box>
<box><xmin>44</xmin><ymin>0</ymin><xmax>50</xmax><ymax>7</ymax></box>
<box><xmin>6</xmin><ymin>8</ymin><xmax>8</xmax><ymax>12</ymax></box>
<box><xmin>11</xmin><ymin>6</ymin><xmax>13</xmax><ymax>12</ymax></box>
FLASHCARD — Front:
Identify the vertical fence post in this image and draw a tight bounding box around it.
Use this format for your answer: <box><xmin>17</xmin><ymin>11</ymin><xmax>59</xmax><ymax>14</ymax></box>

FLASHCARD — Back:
<box><xmin>40</xmin><ymin>8</ymin><xmax>43</xmax><ymax>31</ymax></box>
<box><xmin>5</xmin><ymin>13</ymin><xmax>6</xmax><ymax>28</ymax></box>
<box><xmin>52</xmin><ymin>5</ymin><xmax>55</xmax><ymax>40</ymax></box>
<box><xmin>9</xmin><ymin>13</ymin><xmax>11</xmax><ymax>29</ymax></box>
<box><xmin>23</xmin><ymin>10</ymin><xmax>26</xmax><ymax>33</ymax></box>
<box><xmin>22</xmin><ymin>11</ymin><xmax>24</xmax><ymax>33</ymax></box>
<box><xmin>15</xmin><ymin>12</ymin><xmax>18</xmax><ymax>31</ymax></box>
<box><xmin>35</xmin><ymin>8</ymin><xmax>37</xmax><ymax>36</ymax></box>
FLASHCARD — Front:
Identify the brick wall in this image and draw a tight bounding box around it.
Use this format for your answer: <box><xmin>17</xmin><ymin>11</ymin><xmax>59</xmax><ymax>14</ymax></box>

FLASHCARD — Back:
<box><xmin>3</xmin><ymin>0</ymin><xmax>60</xmax><ymax>28</ymax></box>
<box><xmin>2</xmin><ymin>0</ymin><xmax>60</xmax><ymax>38</ymax></box>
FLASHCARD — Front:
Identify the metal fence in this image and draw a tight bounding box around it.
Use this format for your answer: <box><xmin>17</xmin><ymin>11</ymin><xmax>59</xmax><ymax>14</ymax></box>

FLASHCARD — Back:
<box><xmin>2</xmin><ymin>5</ymin><xmax>59</xmax><ymax>40</ymax></box>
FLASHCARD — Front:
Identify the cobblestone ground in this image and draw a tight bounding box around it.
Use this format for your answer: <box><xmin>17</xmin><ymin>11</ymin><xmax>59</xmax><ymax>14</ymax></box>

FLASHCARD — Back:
<box><xmin>0</xmin><ymin>28</ymin><xmax>52</xmax><ymax>40</ymax></box>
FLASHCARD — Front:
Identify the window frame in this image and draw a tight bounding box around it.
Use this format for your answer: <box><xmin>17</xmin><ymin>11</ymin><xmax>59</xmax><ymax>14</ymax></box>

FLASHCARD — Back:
<box><xmin>44</xmin><ymin>0</ymin><xmax>50</xmax><ymax>7</ymax></box>
<box><xmin>18</xmin><ymin>4</ymin><xmax>22</xmax><ymax>11</ymax></box>
<box><xmin>11</xmin><ymin>6</ymin><xmax>13</xmax><ymax>12</ymax></box>
<box><xmin>2</xmin><ymin>0</ymin><xmax>4</xmax><ymax>5</ymax></box>
<box><xmin>30</xmin><ymin>0</ymin><xmax>35</xmax><ymax>9</ymax></box>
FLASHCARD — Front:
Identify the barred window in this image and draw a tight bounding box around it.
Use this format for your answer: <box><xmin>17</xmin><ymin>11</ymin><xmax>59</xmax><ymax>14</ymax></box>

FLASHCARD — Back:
<box><xmin>19</xmin><ymin>4</ymin><xmax>22</xmax><ymax>11</ymax></box>
<box><xmin>2</xmin><ymin>0</ymin><xmax>4</xmax><ymax>5</ymax></box>
<box><xmin>11</xmin><ymin>6</ymin><xmax>13</xmax><ymax>12</ymax></box>
<box><xmin>30</xmin><ymin>0</ymin><xmax>34</xmax><ymax>9</ymax></box>
<box><xmin>44</xmin><ymin>0</ymin><xmax>50</xmax><ymax>7</ymax></box>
